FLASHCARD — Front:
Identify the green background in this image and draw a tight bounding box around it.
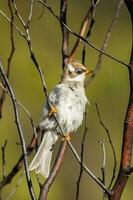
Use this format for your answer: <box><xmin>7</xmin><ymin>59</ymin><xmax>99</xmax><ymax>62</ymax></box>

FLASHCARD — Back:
<box><xmin>0</xmin><ymin>0</ymin><xmax>132</xmax><ymax>199</ymax></box>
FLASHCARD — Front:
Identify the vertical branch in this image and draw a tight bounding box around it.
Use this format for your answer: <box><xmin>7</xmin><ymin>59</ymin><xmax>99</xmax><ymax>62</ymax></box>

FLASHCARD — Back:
<box><xmin>109</xmin><ymin>1</ymin><xmax>133</xmax><ymax>199</ymax></box>
<box><xmin>0</xmin><ymin>61</ymin><xmax>36</xmax><ymax>200</ymax></box>
<box><xmin>76</xmin><ymin>111</ymin><xmax>88</xmax><ymax>200</ymax></box>
<box><xmin>1</xmin><ymin>140</ymin><xmax>7</xmax><ymax>180</ymax></box>
<box><xmin>60</xmin><ymin>0</ymin><xmax>69</xmax><ymax>68</ymax></box>
<box><xmin>0</xmin><ymin>0</ymin><xmax>15</xmax><ymax>118</ymax></box>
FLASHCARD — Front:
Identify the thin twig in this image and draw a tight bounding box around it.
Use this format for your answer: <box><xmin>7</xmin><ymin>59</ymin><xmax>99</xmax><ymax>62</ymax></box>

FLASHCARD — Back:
<box><xmin>12</xmin><ymin>0</ymin><xmax>25</xmax><ymax>26</ymax></box>
<box><xmin>76</xmin><ymin>110</ymin><xmax>88</xmax><ymax>200</ymax></box>
<box><xmin>98</xmin><ymin>140</ymin><xmax>106</xmax><ymax>185</ymax></box>
<box><xmin>38</xmin><ymin>0</ymin><xmax>129</xmax><ymax>67</ymax></box>
<box><xmin>68</xmin><ymin>141</ymin><xmax>111</xmax><ymax>195</ymax></box>
<box><xmin>0</xmin><ymin>9</ymin><xmax>25</xmax><ymax>38</ymax></box>
<box><xmin>5</xmin><ymin>171</ymin><xmax>25</xmax><ymax>200</ymax></box>
<box><xmin>0</xmin><ymin>0</ymin><xmax>15</xmax><ymax>118</ymax></box>
<box><xmin>0</xmin><ymin>61</ymin><xmax>36</xmax><ymax>200</ymax></box>
<box><xmin>1</xmin><ymin>140</ymin><xmax>8</xmax><ymax>180</ymax></box>
<box><xmin>82</xmin><ymin>0</ymin><xmax>102</xmax><ymax>65</ymax></box>
<box><xmin>37</xmin><ymin>0</ymin><xmax>47</xmax><ymax>19</ymax></box>
<box><xmin>85</xmin><ymin>0</ymin><xmax>124</xmax><ymax>87</ymax></box>
<box><xmin>27</xmin><ymin>0</ymin><xmax>34</xmax><ymax>25</ymax></box>
<box><xmin>95</xmin><ymin>103</ymin><xmax>117</xmax><ymax>188</ymax></box>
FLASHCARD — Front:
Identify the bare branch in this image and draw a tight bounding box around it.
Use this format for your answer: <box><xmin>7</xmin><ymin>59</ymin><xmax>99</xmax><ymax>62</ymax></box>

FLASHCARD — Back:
<box><xmin>27</xmin><ymin>0</ymin><xmax>34</xmax><ymax>26</ymax></box>
<box><xmin>0</xmin><ymin>9</ymin><xmax>25</xmax><ymax>38</ymax></box>
<box><xmin>38</xmin><ymin>0</ymin><xmax>128</xmax><ymax>68</ymax></box>
<box><xmin>98</xmin><ymin>140</ymin><xmax>106</xmax><ymax>185</ymax></box>
<box><xmin>1</xmin><ymin>140</ymin><xmax>8</xmax><ymax>180</ymax></box>
<box><xmin>69</xmin><ymin>0</ymin><xmax>101</xmax><ymax>63</ymax></box>
<box><xmin>76</xmin><ymin>110</ymin><xmax>88</xmax><ymax>200</ymax></box>
<box><xmin>0</xmin><ymin>61</ymin><xmax>36</xmax><ymax>200</ymax></box>
<box><xmin>95</xmin><ymin>103</ymin><xmax>117</xmax><ymax>189</ymax></box>
<box><xmin>60</xmin><ymin>0</ymin><xmax>69</xmax><ymax>68</ymax></box>
<box><xmin>0</xmin><ymin>0</ymin><xmax>15</xmax><ymax>118</ymax></box>
<box><xmin>85</xmin><ymin>0</ymin><xmax>123</xmax><ymax>87</ymax></box>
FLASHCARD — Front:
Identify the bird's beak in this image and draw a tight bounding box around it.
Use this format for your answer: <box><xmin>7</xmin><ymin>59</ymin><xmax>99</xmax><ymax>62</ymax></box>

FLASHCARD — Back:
<box><xmin>85</xmin><ymin>69</ymin><xmax>93</xmax><ymax>76</ymax></box>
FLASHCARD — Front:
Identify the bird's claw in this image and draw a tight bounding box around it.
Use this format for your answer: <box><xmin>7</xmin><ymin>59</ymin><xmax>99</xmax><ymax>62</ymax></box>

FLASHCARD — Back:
<box><xmin>61</xmin><ymin>134</ymin><xmax>70</xmax><ymax>141</ymax></box>
<box><xmin>48</xmin><ymin>106</ymin><xmax>57</xmax><ymax>117</ymax></box>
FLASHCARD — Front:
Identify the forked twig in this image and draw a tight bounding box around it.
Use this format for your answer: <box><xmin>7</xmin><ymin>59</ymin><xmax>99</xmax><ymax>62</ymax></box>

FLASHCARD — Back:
<box><xmin>95</xmin><ymin>103</ymin><xmax>117</xmax><ymax>188</ymax></box>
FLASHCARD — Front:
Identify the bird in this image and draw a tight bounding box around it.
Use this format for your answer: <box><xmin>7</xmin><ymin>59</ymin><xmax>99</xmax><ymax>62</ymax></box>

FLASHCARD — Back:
<box><xmin>29</xmin><ymin>60</ymin><xmax>92</xmax><ymax>178</ymax></box>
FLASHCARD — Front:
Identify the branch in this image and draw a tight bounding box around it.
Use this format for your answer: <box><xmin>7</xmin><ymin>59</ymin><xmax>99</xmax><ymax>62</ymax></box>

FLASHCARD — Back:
<box><xmin>1</xmin><ymin>140</ymin><xmax>8</xmax><ymax>180</ymax></box>
<box><xmin>38</xmin><ymin>0</ymin><xmax>129</xmax><ymax>68</ymax></box>
<box><xmin>85</xmin><ymin>0</ymin><xmax>124</xmax><ymax>87</ymax></box>
<box><xmin>69</xmin><ymin>0</ymin><xmax>101</xmax><ymax>63</ymax></box>
<box><xmin>0</xmin><ymin>61</ymin><xmax>36</xmax><ymax>200</ymax></box>
<box><xmin>60</xmin><ymin>0</ymin><xmax>69</xmax><ymax>68</ymax></box>
<box><xmin>76</xmin><ymin>111</ymin><xmax>88</xmax><ymax>200</ymax></box>
<box><xmin>109</xmin><ymin>1</ymin><xmax>133</xmax><ymax>199</ymax></box>
<box><xmin>0</xmin><ymin>0</ymin><xmax>15</xmax><ymax>118</ymax></box>
<box><xmin>95</xmin><ymin>103</ymin><xmax>117</xmax><ymax>189</ymax></box>
<box><xmin>98</xmin><ymin>140</ymin><xmax>106</xmax><ymax>185</ymax></box>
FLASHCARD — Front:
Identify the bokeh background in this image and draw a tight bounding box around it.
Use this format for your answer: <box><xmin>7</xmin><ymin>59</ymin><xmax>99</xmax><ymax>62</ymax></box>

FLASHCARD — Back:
<box><xmin>0</xmin><ymin>0</ymin><xmax>132</xmax><ymax>199</ymax></box>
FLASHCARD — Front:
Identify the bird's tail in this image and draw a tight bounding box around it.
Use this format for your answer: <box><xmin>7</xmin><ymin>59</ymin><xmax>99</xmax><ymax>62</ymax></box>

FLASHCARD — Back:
<box><xmin>29</xmin><ymin>131</ymin><xmax>58</xmax><ymax>178</ymax></box>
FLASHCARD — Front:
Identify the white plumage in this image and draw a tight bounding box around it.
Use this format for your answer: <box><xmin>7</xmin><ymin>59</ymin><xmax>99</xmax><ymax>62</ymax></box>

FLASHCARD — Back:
<box><xmin>29</xmin><ymin>61</ymin><xmax>90</xmax><ymax>178</ymax></box>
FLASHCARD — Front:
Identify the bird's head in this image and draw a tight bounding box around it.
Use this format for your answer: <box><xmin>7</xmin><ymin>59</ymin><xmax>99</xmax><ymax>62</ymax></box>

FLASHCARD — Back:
<box><xmin>61</xmin><ymin>60</ymin><xmax>92</xmax><ymax>83</ymax></box>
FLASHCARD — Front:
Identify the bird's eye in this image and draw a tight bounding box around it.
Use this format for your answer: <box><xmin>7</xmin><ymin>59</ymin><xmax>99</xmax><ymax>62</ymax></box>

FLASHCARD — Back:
<box><xmin>75</xmin><ymin>68</ymin><xmax>83</xmax><ymax>75</ymax></box>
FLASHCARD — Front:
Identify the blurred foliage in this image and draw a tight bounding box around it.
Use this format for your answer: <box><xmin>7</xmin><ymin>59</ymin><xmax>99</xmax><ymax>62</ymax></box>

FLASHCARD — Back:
<box><xmin>0</xmin><ymin>0</ymin><xmax>132</xmax><ymax>199</ymax></box>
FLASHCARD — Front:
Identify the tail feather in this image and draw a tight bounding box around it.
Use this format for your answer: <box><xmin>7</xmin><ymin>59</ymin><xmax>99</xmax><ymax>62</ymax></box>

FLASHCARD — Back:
<box><xmin>29</xmin><ymin>131</ymin><xmax>58</xmax><ymax>178</ymax></box>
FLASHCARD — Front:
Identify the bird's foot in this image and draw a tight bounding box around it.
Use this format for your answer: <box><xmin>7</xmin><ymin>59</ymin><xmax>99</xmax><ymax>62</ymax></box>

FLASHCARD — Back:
<box><xmin>61</xmin><ymin>134</ymin><xmax>70</xmax><ymax>141</ymax></box>
<box><xmin>48</xmin><ymin>106</ymin><xmax>57</xmax><ymax>117</ymax></box>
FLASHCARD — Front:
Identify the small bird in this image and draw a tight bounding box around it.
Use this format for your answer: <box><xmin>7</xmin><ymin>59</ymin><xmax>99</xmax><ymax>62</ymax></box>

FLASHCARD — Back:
<box><xmin>29</xmin><ymin>60</ymin><xmax>92</xmax><ymax>178</ymax></box>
